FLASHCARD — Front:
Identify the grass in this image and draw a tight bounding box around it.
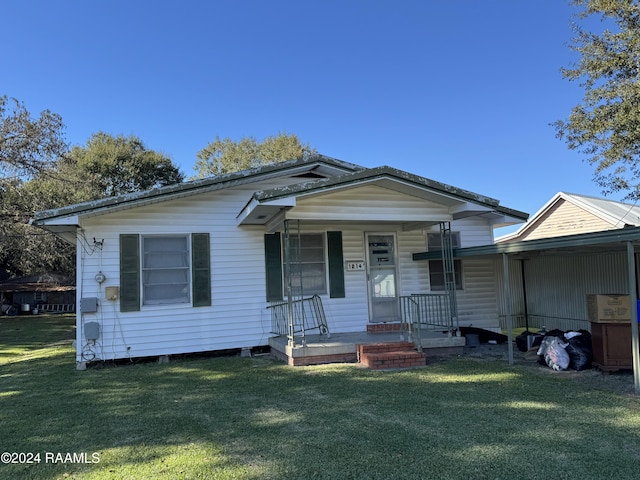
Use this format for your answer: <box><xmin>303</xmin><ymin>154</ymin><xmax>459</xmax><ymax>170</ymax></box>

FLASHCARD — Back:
<box><xmin>1</xmin><ymin>315</ymin><xmax>640</xmax><ymax>479</ymax></box>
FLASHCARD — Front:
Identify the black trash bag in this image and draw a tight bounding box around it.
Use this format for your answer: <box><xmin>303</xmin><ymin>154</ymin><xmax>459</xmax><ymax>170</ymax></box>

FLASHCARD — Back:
<box><xmin>545</xmin><ymin>329</ymin><xmax>566</xmax><ymax>339</ymax></box>
<box><xmin>516</xmin><ymin>331</ymin><xmax>543</xmax><ymax>352</ymax></box>
<box><xmin>564</xmin><ymin>330</ymin><xmax>593</xmax><ymax>371</ymax></box>
<box><xmin>537</xmin><ymin>335</ymin><xmax>570</xmax><ymax>371</ymax></box>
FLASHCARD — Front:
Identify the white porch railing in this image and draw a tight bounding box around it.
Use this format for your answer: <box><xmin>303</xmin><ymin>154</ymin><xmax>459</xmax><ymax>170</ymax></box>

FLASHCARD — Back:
<box><xmin>268</xmin><ymin>295</ymin><xmax>330</xmax><ymax>345</ymax></box>
<box><xmin>400</xmin><ymin>293</ymin><xmax>456</xmax><ymax>351</ymax></box>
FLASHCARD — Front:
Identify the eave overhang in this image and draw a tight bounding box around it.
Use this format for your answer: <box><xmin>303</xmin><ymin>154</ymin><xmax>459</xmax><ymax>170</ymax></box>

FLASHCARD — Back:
<box><xmin>32</xmin><ymin>155</ymin><xmax>362</xmax><ymax>227</ymax></box>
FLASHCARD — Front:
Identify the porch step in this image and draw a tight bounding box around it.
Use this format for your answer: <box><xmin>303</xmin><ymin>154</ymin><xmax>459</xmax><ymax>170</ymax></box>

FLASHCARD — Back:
<box><xmin>357</xmin><ymin>342</ymin><xmax>426</xmax><ymax>370</ymax></box>
<box><xmin>366</xmin><ymin>323</ymin><xmax>403</xmax><ymax>333</ymax></box>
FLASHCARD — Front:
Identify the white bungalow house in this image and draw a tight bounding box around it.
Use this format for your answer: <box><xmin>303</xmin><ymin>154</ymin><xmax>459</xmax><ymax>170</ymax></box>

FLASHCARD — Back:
<box><xmin>32</xmin><ymin>156</ymin><xmax>527</xmax><ymax>367</ymax></box>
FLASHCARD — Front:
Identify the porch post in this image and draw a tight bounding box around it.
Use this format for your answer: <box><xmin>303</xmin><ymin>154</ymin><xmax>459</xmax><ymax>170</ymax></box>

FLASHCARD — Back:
<box><xmin>502</xmin><ymin>253</ymin><xmax>514</xmax><ymax>365</ymax></box>
<box><xmin>626</xmin><ymin>241</ymin><xmax>640</xmax><ymax>393</ymax></box>
<box><xmin>284</xmin><ymin>220</ymin><xmax>294</xmax><ymax>348</ymax></box>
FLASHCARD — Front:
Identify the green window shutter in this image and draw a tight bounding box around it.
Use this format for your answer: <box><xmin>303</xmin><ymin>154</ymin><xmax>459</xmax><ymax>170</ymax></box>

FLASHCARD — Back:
<box><xmin>192</xmin><ymin>233</ymin><xmax>211</xmax><ymax>307</ymax></box>
<box><xmin>264</xmin><ymin>233</ymin><xmax>283</xmax><ymax>302</ymax></box>
<box><xmin>120</xmin><ymin>234</ymin><xmax>140</xmax><ymax>312</ymax></box>
<box><xmin>327</xmin><ymin>231</ymin><xmax>345</xmax><ymax>298</ymax></box>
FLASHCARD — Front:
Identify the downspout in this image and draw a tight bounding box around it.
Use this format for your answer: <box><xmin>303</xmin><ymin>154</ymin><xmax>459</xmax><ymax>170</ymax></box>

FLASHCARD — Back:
<box><xmin>75</xmin><ymin>227</ymin><xmax>84</xmax><ymax>367</ymax></box>
<box><xmin>626</xmin><ymin>241</ymin><xmax>640</xmax><ymax>393</ymax></box>
<box><xmin>520</xmin><ymin>259</ymin><xmax>529</xmax><ymax>332</ymax></box>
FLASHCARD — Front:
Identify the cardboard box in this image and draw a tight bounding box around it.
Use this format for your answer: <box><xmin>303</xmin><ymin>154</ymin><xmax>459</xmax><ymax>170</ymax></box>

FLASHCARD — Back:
<box><xmin>587</xmin><ymin>294</ymin><xmax>631</xmax><ymax>323</ymax></box>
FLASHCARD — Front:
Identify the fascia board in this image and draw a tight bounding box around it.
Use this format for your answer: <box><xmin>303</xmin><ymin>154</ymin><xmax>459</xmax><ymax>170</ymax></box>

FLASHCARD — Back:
<box><xmin>32</xmin><ymin>214</ymin><xmax>79</xmax><ymax>227</ymax></box>
<box><xmin>416</xmin><ymin>225</ymin><xmax>640</xmax><ymax>260</ymax></box>
<box><xmin>499</xmin><ymin>192</ymin><xmax>564</xmax><ymax>240</ymax></box>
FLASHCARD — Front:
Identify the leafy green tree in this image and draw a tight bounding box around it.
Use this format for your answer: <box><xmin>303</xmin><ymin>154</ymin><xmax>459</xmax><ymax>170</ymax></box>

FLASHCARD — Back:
<box><xmin>0</xmin><ymin>122</ymin><xmax>185</xmax><ymax>276</ymax></box>
<box><xmin>0</xmin><ymin>96</ymin><xmax>70</xmax><ymax>276</ymax></box>
<box><xmin>0</xmin><ymin>177</ymin><xmax>76</xmax><ymax>276</ymax></box>
<box><xmin>554</xmin><ymin>0</ymin><xmax>640</xmax><ymax>199</ymax></box>
<box><xmin>195</xmin><ymin>131</ymin><xmax>316</xmax><ymax>177</ymax></box>
<box><xmin>0</xmin><ymin>95</ymin><xmax>67</xmax><ymax>177</ymax></box>
<box><xmin>68</xmin><ymin>132</ymin><xmax>184</xmax><ymax>196</ymax></box>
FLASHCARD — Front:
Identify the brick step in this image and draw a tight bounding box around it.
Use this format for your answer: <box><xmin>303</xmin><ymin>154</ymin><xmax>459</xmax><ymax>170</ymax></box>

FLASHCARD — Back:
<box><xmin>357</xmin><ymin>342</ymin><xmax>416</xmax><ymax>357</ymax></box>
<box><xmin>357</xmin><ymin>342</ymin><xmax>426</xmax><ymax>370</ymax></box>
<box><xmin>366</xmin><ymin>323</ymin><xmax>403</xmax><ymax>333</ymax></box>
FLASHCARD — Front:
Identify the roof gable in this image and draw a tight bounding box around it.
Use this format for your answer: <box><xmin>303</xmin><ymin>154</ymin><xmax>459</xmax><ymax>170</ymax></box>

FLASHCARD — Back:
<box><xmin>253</xmin><ymin>166</ymin><xmax>526</xmax><ymax>217</ymax></box>
<box><xmin>238</xmin><ymin>165</ymin><xmax>528</xmax><ymax>227</ymax></box>
<box><xmin>496</xmin><ymin>192</ymin><xmax>640</xmax><ymax>243</ymax></box>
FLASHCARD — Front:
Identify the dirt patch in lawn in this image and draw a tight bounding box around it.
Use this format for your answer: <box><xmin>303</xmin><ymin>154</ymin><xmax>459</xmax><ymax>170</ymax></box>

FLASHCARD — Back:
<box><xmin>430</xmin><ymin>341</ymin><xmax>639</xmax><ymax>397</ymax></box>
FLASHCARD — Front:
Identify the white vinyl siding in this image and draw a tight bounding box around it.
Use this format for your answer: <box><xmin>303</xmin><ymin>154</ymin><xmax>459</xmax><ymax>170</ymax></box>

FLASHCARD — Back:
<box><xmin>291</xmin><ymin>184</ymin><xmax>451</xmax><ymax>222</ymax></box>
<box><xmin>456</xmin><ymin>259</ymin><xmax>498</xmax><ymax>329</ymax></box>
<box><xmin>77</xmin><ymin>182</ymin><xmax>284</xmax><ymax>361</ymax></box>
<box><xmin>425</xmin><ymin>220</ymin><xmax>499</xmax><ymax>329</ymax></box>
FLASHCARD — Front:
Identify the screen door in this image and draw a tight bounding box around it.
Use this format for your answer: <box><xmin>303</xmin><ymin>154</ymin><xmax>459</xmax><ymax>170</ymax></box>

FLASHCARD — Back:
<box><xmin>366</xmin><ymin>233</ymin><xmax>399</xmax><ymax>322</ymax></box>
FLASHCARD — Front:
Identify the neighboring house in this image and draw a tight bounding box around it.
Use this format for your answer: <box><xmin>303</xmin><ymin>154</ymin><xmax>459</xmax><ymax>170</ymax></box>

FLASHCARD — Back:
<box><xmin>474</xmin><ymin>192</ymin><xmax>640</xmax><ymax>333</ymax></box>
<box><xmin>496</xmin><ymin>192</ymin><xmax>640</xmax><ymax>243</ymax></box>
<box><xmin>32</xmin><ymin>156</ymin><xmax>527</xmax><ymax>367</ymax></box>
<box><xmin>0</xmin><ymin>273</ymin><xmax>76</xmax><ymax>315</ymax></box>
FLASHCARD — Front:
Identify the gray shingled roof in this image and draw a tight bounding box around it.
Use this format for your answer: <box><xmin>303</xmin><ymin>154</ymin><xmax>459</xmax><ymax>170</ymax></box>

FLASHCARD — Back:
<box><xmin>32</xmin><ymin>155</ymin><xmax>362</xmax><ymax>223</ymax></box>
<box><xmin>32</xmin><ymin>155</ymin><xmax>527</xmax><ymax>225</ymax></box>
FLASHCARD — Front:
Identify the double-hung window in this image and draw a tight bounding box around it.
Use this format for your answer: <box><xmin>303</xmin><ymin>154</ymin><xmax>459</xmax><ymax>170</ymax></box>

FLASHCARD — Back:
<box><xmin>120</xmin><ymin>233</ymin><xmax>211</xmax><ymax>311</ymax></box>
<box><xmin>142</xmin><ymin>235</ymin><xmax>190</xmax><ymax>305</ymax></box>
<box><xmin>427</xmin><ymin>232</ymin><xmax>463</xmax><ymax>291</ymax></box>
<box><xmin>285</xmin><ymin>233</ymin><xmax>326</xmax><ymax>295</ymax></box>
<box><xmin>264</xmin><ymin>231</ymin><xmax>345</xmax><ymax>301</ymax></box>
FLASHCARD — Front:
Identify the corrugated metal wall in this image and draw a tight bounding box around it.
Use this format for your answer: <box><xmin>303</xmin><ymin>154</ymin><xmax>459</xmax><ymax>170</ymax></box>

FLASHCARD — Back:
<box><xmin>496</xmin><ymin>251</ymin><xmax>636</xmax><ymax>331</ymax></box>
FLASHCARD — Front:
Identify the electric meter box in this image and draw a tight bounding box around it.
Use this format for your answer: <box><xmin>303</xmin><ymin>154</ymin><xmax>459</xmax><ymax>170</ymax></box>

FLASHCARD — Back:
<box><xmin>84</xmin><ymin>321</ymin><xmax>100</xmax><ymax>341</ymax></box>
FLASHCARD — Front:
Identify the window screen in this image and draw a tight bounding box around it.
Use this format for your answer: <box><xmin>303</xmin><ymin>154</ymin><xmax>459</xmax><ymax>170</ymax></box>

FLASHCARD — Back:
<box><xmin>142</xmin><ymin>236</ymin><xmax>190</xmax><ymax>305</ymax></box>
<box><xmin>284</xmin><ymin>233</ymin><xmax>326</xmax><ymax>295</ymax></box>
<box><xmin>427</xmin><ymin>232</ymin><xmax>462</xmax><ymax>291</ymax></box>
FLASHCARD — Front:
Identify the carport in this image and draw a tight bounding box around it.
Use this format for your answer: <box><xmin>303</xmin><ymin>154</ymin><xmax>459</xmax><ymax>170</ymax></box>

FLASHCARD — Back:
<box><xmin>414</xmin><ymin>226</ymin><xmax>640</xmax><ymax>393</ymax></box>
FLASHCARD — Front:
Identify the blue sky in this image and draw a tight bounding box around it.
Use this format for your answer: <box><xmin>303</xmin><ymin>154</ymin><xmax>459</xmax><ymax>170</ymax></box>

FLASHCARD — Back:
<box><xmin>1</xmin><ymin>1</ymin><xmax>607</xmax><ymax>234</ymax></box>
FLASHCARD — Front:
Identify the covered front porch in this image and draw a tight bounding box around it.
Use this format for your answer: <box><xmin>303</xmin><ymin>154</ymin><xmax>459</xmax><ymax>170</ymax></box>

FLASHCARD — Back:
<box><xmin>266</xmin><ymin>292</ymin><xmax>466</xmax><ymax>366</ymax></box>
<box><xmin>268</xmin><ymin>328</ymin><xmax>466</xmax><ymax>367</ymax></box>
<box><xmin>239</xmin><ymin>165</ymin><xmax>527</xmax><ymax>366</ymax></box>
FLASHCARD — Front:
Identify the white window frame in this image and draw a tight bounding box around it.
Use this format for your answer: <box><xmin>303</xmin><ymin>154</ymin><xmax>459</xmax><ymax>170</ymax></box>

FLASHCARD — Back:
<box><xmin>141</xmin><ymin>234</ymin><xmax>191</xmax><ymax>305</ymax></box>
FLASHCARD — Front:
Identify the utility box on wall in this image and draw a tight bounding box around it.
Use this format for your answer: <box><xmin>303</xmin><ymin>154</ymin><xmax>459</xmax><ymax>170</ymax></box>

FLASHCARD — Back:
<box><xmin>84</xmin><ymin>321</ymin><xmax>100</xmax><ymax>341</ymax></box>
<box><xmin>105</xmin><ymin>286</ymin><xmax>120</xmax><ymax>301</ymax></box>
<box><xmin>80</xmin><ymin>297</ymin><xmax>99</xmax><ymax>313</ymax></box>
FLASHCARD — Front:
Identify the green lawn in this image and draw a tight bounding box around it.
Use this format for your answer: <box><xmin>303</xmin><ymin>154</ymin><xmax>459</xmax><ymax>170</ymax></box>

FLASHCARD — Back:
<box><xmin>1</xmin><ymin>314</ymin><xmax>640</xmax><ymax>480</ymax></box>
